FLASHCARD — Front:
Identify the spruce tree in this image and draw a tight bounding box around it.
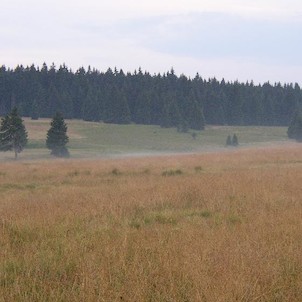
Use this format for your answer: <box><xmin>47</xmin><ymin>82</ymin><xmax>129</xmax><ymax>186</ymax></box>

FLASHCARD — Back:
<box><xmin>226</xmin><ymin>135</ymin><xmax>232</xmax><ymax>146</ymax></box>
<box><xmin>31</xmin><ymin>99</ymin><xmax>40</xmax><ymax>120</ymax></box>
<box><xmin>232</xmin><ymin>134</ymin><xmax>239</xmax><ymax>146</ymax></box>
<box><xmin>177</xmin><ymin>119</ymin><xmax>189</xmax><ymax>133</ymax></box>
<box><xmin>0</xmin><ymin>107</ymin><xmax>28</xmax><ymax>159</ymax></box>
<box><xmin>46</xmin><ymin>112</ymin><xmax>69</xmax><ymax>157</ymax></box>
<box><xmin>287</xmin><ymin>109</ymin><xmax>302</xmax><ymax>142</ymax></box>
<box><xmin>183</xmin><ymin>89</ymin><xmax>206</xmax><ymax>130</ymax></box>
<box><xmin>82</xmin><ymin>87</ymin><xmax>101</xmax><ymax>122</ymax></box>
<box><xmin>115</xmin><ymin>91</ymin><xmax>131</xmax><ymax>124</ymax></box>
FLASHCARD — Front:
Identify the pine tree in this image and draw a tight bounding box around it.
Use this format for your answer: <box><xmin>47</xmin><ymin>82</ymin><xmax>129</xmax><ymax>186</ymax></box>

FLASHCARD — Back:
<box><xmin>31</xmin><ymin>99</ymin><xmax>40</xmax><ymax>120</ymax></box>
<box><xmin>103</xmin><ymin>86</ymin><xmax>131</xmax><ymax>124</ymax></box>
<box><xmin>182</xmin><ymin>89</ymin><xmax>206</xmax><ymax>130</ymax></box>
<box><xmin>47</xmin><ymin>83</ymin><xmax>61</xmax><ymax>117</ymax></box>
<box><xmin>287</xmin><ymin>109</ymin><xmax>302</xmax><ymax>142</ymax></box>
<box><xmin>232</xmin><ymin>134</ymin><xmax>239</xmax><ymax>146</ymax></box>
<box><xmin>227</xmin><ymin>82</ymin><xmax>244</xmax><ymax>125</ymax></box>
<box><xmin>114</xmin><ymin>89</ymin><xmax>131</xmax><ymax>124</ymax></box>
<box><xmin>177</xmin><ymin>119</ymin><xmax>189</xmax><ymax>133</ymax></box>
<box><xmin>133</xmin><ymin>91</ymin><xmax>152</xmax><ymax>125</ymax></box>
<box><xmin>0</xmin><ymin>107</ymin><xmax>28</xmax><ymax>159</ymax></box>
<box><xmin>160</xmin><ymin>95</ymin><xmax>182</xmax><ymax>128</ymax></box>
<box><xmin>226</xmin><ymin>135</ymin><xmax>232</xmax><ymax>146</ymax></box>
<box><xmin>82</xmin><ymin>87</ymin><xmax>101</xmax><ymax>122</ymax></box>
<box><xmin>46</xmin><ymin>112</ymin><xmax>69</xmax><ymax>157</ymax></box>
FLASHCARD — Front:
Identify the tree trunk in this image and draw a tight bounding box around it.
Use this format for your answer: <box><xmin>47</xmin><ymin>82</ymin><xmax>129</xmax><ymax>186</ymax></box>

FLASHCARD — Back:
<box><xmin>14</xmin><ymin>149</ymin><xmax>18</xmax><ymax>160</ymax></box>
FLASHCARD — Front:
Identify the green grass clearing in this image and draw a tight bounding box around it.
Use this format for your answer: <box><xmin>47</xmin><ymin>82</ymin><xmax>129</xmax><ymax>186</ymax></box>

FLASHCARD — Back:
<box><xmin>0</xmin><ymin>118</ymin><xmax>290</xmax><ymax>160</ymax></box>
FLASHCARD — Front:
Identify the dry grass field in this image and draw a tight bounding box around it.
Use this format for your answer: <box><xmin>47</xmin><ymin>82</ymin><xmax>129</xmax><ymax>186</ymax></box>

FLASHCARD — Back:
<box><xmin>0</xmin><ymin>144</ymin><xmax>302</xmax><ymax>301</ymax></box>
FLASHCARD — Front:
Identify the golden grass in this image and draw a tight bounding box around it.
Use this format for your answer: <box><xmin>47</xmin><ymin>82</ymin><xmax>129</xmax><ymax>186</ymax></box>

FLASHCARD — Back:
<box><xmin>0</xmin><ymin>145</ymin><xmax>302</xmax><ymax>301</ymax></box>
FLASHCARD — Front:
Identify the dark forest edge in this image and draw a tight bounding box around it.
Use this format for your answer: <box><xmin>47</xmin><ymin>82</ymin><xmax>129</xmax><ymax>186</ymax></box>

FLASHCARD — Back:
<box><xmin>0</xmin><ymin>63</ymin><xmax>301</xmax><ymax>131</ymax></box>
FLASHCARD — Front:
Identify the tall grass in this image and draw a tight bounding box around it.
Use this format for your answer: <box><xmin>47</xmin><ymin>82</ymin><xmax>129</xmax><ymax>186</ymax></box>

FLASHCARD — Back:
<box><xmin>0</xmin><ymin>145</ymin><xmax>302</xmax><ymax>301</ymax></box>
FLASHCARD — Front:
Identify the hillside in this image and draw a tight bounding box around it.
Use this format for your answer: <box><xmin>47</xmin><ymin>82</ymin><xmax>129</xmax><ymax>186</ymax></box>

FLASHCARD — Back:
<box><xmin>0</xmin><ymin>118</ymin><xmax>290</xmax><ymax>160</ymax></box>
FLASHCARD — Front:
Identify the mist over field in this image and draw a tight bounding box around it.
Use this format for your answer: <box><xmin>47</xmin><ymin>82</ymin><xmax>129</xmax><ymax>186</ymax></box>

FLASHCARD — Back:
<box><xmin>0</xmin><ymin>118</ymin><xmax>291</xmax><ymax>161</ymax></box>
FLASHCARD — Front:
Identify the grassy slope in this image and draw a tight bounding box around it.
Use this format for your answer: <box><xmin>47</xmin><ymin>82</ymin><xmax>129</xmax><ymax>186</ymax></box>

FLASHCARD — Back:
<box><xmin>2</xmin><ymin>118</ymin><xmax>289</xmax><ymax>160</ymax></box>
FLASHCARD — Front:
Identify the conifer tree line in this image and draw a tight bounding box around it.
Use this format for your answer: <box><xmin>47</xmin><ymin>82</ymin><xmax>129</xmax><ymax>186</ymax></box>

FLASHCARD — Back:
<box><xmin>0</xmin><ymin>63</ymin><xmax>301</xmax><ymax>129</ymax></box>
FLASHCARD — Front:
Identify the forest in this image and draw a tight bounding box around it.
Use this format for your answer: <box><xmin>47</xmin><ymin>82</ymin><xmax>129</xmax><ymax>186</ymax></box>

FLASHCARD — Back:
<box><xmin>0</xmin><ymin>63</ymin><xmax>301</xmax><ymax>130</ymax></box>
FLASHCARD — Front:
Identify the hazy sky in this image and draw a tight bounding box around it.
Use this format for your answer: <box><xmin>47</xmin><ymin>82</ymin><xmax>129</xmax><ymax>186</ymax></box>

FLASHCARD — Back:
<box><xmin>1</xmin><ymin>0</ymin><xmax>302</xmax><ymax>84</ymax></box>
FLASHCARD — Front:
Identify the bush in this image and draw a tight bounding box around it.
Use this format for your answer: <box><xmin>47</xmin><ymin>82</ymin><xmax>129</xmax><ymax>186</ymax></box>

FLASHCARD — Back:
<box><xmin>162</xmin><ymin>169</ymin><xmax>183</xmax><ymax>176</ymax></box>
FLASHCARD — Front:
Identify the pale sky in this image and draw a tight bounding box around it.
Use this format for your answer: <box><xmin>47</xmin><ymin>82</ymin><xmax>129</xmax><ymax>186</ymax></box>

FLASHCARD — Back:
<box><xmin>1</xmin><ymin>0</ymin><xmax>302</xmax><ymax>84</ymax></box>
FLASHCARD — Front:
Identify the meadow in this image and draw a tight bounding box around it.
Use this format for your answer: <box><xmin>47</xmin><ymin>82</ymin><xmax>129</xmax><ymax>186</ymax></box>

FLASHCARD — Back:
<box><xmin>0</xmin><ymin>118</ymin><xmax>288</xmax><ymax>161</ymax></box>
<box><xmin>0</xmin><ymin>143</ymin><xmax>302</xmax><ymax>301</ymax></box>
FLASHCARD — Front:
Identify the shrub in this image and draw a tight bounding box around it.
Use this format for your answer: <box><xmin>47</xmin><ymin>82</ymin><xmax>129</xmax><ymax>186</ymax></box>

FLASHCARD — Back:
<box><xmin>162</xmin><ymin>169</ymin><xmax>183</xmax><ymax>176</ymax></box>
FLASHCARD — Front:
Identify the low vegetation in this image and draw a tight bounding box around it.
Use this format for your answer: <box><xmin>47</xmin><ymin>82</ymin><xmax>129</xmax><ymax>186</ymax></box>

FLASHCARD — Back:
<box><xmin>0</xmin><ymin>145</ymin><xmax>302</xmax><ymax>301</ymax></box>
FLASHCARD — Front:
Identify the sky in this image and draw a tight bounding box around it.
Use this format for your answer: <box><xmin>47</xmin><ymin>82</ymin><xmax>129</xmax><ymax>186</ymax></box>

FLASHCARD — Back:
<box><xmin>1</xmin><ymin>0</ymin><xmax>302</xmax><ymax>84</ymax></box>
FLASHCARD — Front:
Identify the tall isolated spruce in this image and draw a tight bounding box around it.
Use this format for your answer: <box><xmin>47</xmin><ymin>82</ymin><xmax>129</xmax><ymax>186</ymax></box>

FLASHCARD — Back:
<box><xmin>0</xmin><ymin>107</ymin><xmax>28</xmax><ymax>159</ymax></box>
<box><xmin>232</xmin><ymin>134</ymin><xmax>239</xmax><ymax>146</ymax></box>
<box><xmin>46</xmin><ymin>112</ymin><xmax>70</xmax><ymax>157</ymax></box>
<box><xmin>226</xmin><ymin>135</ymin><xmax>232</xmax><ymax>146</ymax></box>
<box><xmin>287</xmin><ymin>108</ymin><xmax>302</xmax><ymax>142</ymax></box>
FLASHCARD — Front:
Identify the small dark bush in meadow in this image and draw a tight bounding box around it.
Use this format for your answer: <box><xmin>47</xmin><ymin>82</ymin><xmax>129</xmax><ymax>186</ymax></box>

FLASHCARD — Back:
<box><xmin>227</xmin><ymin>215</ymin><xmax>242</xmax><ymax>225</ymax></box>
<box><xmin>129</xmin><ymin>219</ymin><xmax>141</xmax><ymax>229</ymax></box>
<box><xmin>111</xmin><ymin>168</ymin><xmax>121</xmax><ymax>176</ymax></box>
<box><xmin>177</xmin><ymin>121</ymin><xmax>189</xmax><ymax>133</ymax></box>
<box><xmin>67</xmin><ymin>170</ymin><xmax>79</xmax><ymax>177</ymax></box>
<box><xmin>162</xmin><ymin>169</ymin><xmax>183</xmax><ymax>176</ymax></box>
<box><xmin>194</xmin><ymin>166</ymin><xmax>203</xmax><ymax>172</ymax></box>
<box><xmin>201</xmin><ymin>211</ymin><xmax>212</xmax><ymax>218</ymax></box>
<box><xmin>143</xmin><ymin>168</ymin><xmax>150</xmax><ymax>174</ymax></box>
<box><xmin>191</xmin><ymin>132</ymin><xmax>197</xmax><ymax>140</ymax></box>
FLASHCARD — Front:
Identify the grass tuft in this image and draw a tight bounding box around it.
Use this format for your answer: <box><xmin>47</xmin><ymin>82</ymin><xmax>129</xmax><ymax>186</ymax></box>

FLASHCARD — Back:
<box><xmin>111</xmin><ymin>168</ymin><xmax>121</xmax><ymax>176</ymax></box>
<box><xmin>161</xmin><ymin>169</ymin><xmax>183</xmax><ymax>176</ymax></box>
<box><xmin>194</xmin><ymin>166</ymin><xmax>203</xmax><ymax>172</ymax></box>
